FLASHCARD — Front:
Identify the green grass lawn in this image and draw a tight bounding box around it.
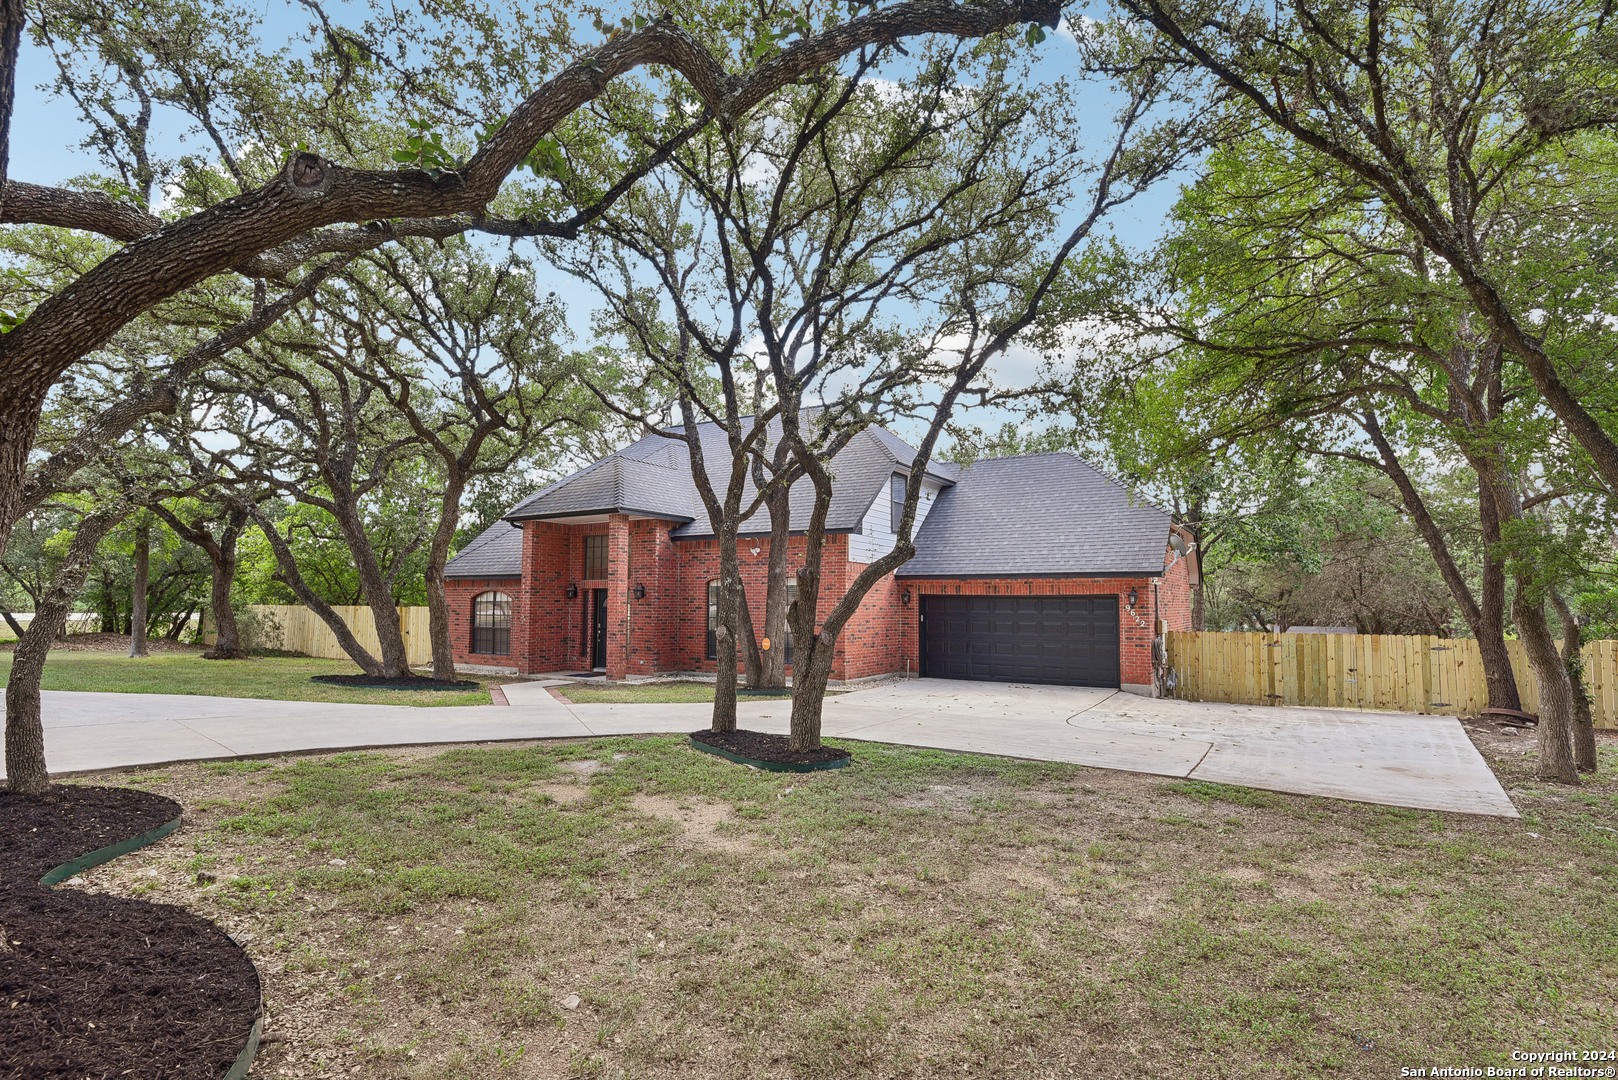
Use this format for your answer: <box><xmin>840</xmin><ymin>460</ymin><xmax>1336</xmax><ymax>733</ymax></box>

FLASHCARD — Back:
<box><xmin>73</xmin><ymin>731</ymin><xmax>1618</xmax><ymax>1079</ymax></box>
<box><xmin>557</xmin><ymin>680</ymin><xmax>804</xmax><ymax>704</ymax></box>
<box><xmin>1</xmin><ymin>650</ymin><xmax>495</xmax><ymax>707</ymax></box>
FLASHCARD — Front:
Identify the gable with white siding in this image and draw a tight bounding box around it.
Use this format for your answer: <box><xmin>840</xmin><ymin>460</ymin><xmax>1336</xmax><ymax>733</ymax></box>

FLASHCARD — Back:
<box><xmin>849</xmin><ymin>477</ymin><xmax>944</xmax><ymax>564</ymax></box>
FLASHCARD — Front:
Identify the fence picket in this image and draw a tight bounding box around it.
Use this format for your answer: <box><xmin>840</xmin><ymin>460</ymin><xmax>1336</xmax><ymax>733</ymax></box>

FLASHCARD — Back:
<box><xmin>1165</xmin><ymin>630</ymin><xmax>1615</xmax><ymax>728</ymax></box>
<box><xmin>203</xmin><ymin>604</ymin><xmax>435</xmax><ymax>667</ymax></box>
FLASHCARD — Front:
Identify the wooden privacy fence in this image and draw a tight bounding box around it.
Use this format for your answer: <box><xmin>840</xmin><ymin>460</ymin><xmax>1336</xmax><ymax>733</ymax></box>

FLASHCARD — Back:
<box><xmin>204</xmin><ymin>604</ymin><xmax>434</xmax><ymax>667</ymax></box>
<box><xmin>1165</xmin><ymin>631</ymin><xmax>1618</xmax><ymax>729</ymax></box>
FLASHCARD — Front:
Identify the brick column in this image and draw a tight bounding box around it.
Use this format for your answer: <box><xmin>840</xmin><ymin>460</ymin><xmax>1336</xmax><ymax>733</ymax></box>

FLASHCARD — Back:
<box><xmin>516</xmin><ymin>523</ymin><xmax>543</xmax><ymax>676</ymax></box>
<box><xmin>517</xmin><ymin>521</ymin><xmax>571</xmax><ymax>675</ymax></box>
<box><xmin>605</xmin><ymin>514</ymin><xmax>631</xmax><ymax>679</ymax></box>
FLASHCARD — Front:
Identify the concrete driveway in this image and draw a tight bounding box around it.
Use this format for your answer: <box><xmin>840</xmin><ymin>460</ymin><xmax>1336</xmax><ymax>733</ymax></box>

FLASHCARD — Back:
<box><xmin>12</xmin><ymin>678</ymin><xmax>1517</xmax><ymax>817</ymax></box>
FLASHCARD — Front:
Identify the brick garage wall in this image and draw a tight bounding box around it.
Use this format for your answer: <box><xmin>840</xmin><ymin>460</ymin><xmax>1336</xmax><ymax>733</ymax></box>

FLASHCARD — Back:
<box><xmin>445</xmin><ymin>576</ymin><xmax>522</xmax><ymax>668</ymax></box>
<box><xmin>838</xmin><ymin>563</ymin><xmax>914</xmax><ymax>680</ymax></box>
<box><xmin>896</xmin><ymin>575</ymin><xmax>1166</xmax><ymax>687</ymax></box>
<box><xmin>1155</xmin><ymin>542</ymin><xmax>1195</xmax><ymax>633</ymax></box>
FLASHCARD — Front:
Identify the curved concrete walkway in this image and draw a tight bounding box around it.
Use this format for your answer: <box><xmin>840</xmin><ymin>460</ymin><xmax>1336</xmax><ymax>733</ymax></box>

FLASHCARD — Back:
<box><xmin>11</xmin><ymin>678</ymin><xmax>1517</xmax><ymax>817</ymax></box>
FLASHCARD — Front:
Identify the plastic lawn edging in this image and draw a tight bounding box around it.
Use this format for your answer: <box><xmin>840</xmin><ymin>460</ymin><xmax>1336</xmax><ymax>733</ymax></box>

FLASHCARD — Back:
<box><xmin>222</xmin><ymin>1013</ymin><xmax>264</xmax><ymax>1080</ymax></box>
<box><xmin>38</xmin><ymin>813</ymin><xmax>182</xmax><ymax>886</ymax></box>
<box><xmin>688</xmin><ymin>736</ymin><xmax>852</xmax><ymax>773</ymax></box>
<box><xmin>39</xmin><ymin>812</ymin><xmax>265</xmax><ymax>1080</ymax></box>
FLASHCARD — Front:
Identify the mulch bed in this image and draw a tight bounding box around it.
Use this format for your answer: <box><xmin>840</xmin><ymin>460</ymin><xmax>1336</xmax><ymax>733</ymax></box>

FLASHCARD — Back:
<box><xmin>0</xmin><ymin>632</ymin><xmax>203</xmax><ymax>654</ymax></box>
<box><xmin>309</xmin><ymin>673</ymin><xmax>479</xmax><ymax>691</ymax></box>
<box><xmin>0</xmin><ymin>785</ymin><xmax>261</xmax><ymax>1079</ymax></box>
<box><xmin>689</xmin><ymin>728</ymin><xmax>853</xmax><ymax>766</ymax></box>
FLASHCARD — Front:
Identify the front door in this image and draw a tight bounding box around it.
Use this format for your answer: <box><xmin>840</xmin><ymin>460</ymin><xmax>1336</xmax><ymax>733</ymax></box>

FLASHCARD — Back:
<box><xmin>591</xmin><ymin>589</ymin><xmax>608</xmax><ymax>670</ymax></box>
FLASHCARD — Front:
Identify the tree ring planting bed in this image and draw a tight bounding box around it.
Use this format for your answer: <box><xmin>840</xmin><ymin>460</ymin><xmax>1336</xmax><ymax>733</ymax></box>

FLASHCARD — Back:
<box><xmin>689</xmin><ymin>729</ymin><xmax>853</xmax><ymax>772</ymax></box>
<box><xmin>310</xmin><ymin>673</ymin><xmax>479</xmax><ymax>691</ymax></box>
<box><xmin>0</xmin><ymin>784</ymin><xmax>262</xmax><ymax>1079</ymax></box>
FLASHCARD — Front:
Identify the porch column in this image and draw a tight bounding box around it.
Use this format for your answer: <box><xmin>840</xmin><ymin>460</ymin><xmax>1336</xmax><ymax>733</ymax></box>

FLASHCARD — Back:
<box><xmin>518</xmin><ymin>520</ymin><xmax>570</xmax><ymax>676</ymax></box>
<box><xmin>605</xmin><ymin>513</ymin><xmax>631</xmax><ymax>679</ymax></box>
<box><xmin>515</xmin><ymin>522</ymin><xmax>544</xmax><ymax>676</ymax></box>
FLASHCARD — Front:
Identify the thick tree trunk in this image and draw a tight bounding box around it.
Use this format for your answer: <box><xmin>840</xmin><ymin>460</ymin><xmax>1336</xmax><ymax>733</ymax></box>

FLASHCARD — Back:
<box><xmin>1362</xmin><ymin>412</ymin><xmax>1520</xmax><ymax>710</ymax></box>
<box><xmin>0</xmin><ymin>387</ymin><xmax>47</xmax><ymax>565</ymax></box>
<box><xmin>758</xmin><ymin>485</ymin><xmax>791</xmax><ymax>689</ymax></box>
<box><xmin>784</xmin><ymin>479</ymin><xmax>828</xmax><ymax>751</ymax></box>
<box><xmin>5</xmin><ymin>506</ymin><xmax>125</xmax><ymax>794</ymax></box>
<box><xmin>250</xmin><ymin>509</ymin><xmax>386</xmax><ymax>675</ymax></box>
<box><xmin>1550</xmin><ymin>591</ymin><xmax>1598</xmax><ymax>774</ymax></box>
<box><xmin>329</xmin><ymin>503</ymin><xmax>414</xmax><ymax>678</ymax></box>
<box><xmin>153</xmin><ymin>505</ymin><xmax>251</xmax><ymax>660</ymax></box>
<box><xmin>202</xmin><ymin>543</ymin><xmax>245</xmax><ymax>659</ymax></box>
<box><xmin>1511</xmin><ymin>586</ymin><xmax>1578</xmax><ymax>784</ymax></box>
<box><xmin>0</xmin><ymin>0</ymin><xmax>24</xmax><ymax>194</ymax></box>
<box><xmin>1190</xmin><ymin>577</ymin><xmax>1206</xmax><ymax>632</ymax></box>
<box><xmin>127</xmin><ymin>520</ymin><xmax>150</xmax><ymax>658</ymax></box>
<box><xmin>736</xmin><ymin>587</ymin><xmax>763</xmax><ymax>689</ymax></box>
<box><xmin>424</xmin><ymin>478</ymin><xmax>466</xmax><ymax>682</ymax></box>
<box><xmin>1473</xmin><ymin>480</ymin><xmax>1522</xmax><ymax>712</ymax></box>
<box><xmin>710</xmin><ymin>532</ymin><xmax>743</xmax><ymax>734</ymax></box>
<box><xmin>789</xmin><ymin>630</ymin><xmax>837</xmax><ymax>749</ymax></box>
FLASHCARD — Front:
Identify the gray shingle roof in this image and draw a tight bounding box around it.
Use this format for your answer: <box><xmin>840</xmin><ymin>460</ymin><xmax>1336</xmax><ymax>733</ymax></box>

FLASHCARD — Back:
<box><xmin>866</xmin><ymin>424</ymin><xmax>960</xmax><ymax>483</ymax></box>
<box><xmin>443</xmin><ymin>519</ymin><xmax>523</xmax><ymax>579</ymax></box>
<box><xmin>447</xmin><ymin>445</ymin><xmax>1170</xmax><ymax>580</ymax></box>
<box><xmin>504</xmin><ymin>453</ymin><xmax>697</xmax><ymax>522</ymax></box>
<box><xmin>897</xmin><ymin>452</ymin><xmax>1171</xmax><ymax>578</ymax></box>
<box><xmin>499</xmin><ymin>414</ymin><xmax>944</xmax><ymax>540</ymax></box>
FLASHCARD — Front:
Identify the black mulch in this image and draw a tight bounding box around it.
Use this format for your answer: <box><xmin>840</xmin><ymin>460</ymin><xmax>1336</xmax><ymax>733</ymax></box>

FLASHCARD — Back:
<box><xmin>689</xmin><ymin>728</ymin><xmax>853</xmax><ymax>766</ymax></box>
<box><xmin>0</xmin><ymin>785</ymin><xmax>261</xmax><ymax>1079</ymax></box>
<box><xmin>310</xmin><ymin>673</ymin><xmax>479</xmax><ymax>690</ymax></box>
<box><xmin>1</xmin><ymin>786</ymin><xmax>179</xmax><ymax>883</ymax></box>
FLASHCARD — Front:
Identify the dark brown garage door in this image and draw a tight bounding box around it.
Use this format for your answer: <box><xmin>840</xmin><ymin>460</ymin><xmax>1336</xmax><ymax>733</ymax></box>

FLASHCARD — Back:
<box><xmin>920</xmin><ymin>595</ymin><xmax>1120</xmax><ymax>687</ymax></box>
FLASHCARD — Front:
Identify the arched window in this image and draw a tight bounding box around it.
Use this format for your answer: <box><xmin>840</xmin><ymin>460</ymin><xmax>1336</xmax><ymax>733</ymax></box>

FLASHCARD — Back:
<box><xmin>471</xmin><ymin>591</ymin><xmax>511</xmax><ymax>655</ymax></box>
<box><xmin>706</xmin><ymin>579</ymin><xmax>719</xmax><ymax>660</ymax></box>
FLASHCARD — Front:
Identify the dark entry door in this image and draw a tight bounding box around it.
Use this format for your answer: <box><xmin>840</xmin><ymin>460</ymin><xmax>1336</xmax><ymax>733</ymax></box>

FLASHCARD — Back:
<box><xmin>591</xmin><ymin>589</ymin><xmax>608</xmax><ymax>669</ymax></box>
<box><xmin>920</xmin><ymin>594</ymin><xmax>1120</xmax><ymax>687</ymax></box>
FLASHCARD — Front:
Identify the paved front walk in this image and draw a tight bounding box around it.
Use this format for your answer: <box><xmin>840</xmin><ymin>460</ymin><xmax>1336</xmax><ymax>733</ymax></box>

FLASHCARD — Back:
<box><xmin>15</xmin><ymin>678</ymin><xmax>1517</xmax><ymax>817</ymax></box>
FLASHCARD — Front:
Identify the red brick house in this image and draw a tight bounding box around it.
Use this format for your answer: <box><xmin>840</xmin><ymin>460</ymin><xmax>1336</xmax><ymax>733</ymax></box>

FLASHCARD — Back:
<box><xmin>445</xmin><ymin>421</ymin><xmax>1196</xmax><ymax>693</ymax></box>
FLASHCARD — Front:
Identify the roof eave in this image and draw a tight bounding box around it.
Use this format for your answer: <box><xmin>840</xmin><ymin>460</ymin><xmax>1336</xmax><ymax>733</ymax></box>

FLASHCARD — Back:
<box><xmin>894</xmin><ymin>567</ymin><xmax>1167</xmax><ymax>580</ymax></box>
<box><xmin>672</xmin><ymin>526</ymin><xmax>859</xmax><ymax>540</ymax></box>
<box><xmin>505</xmin><ymin>506</ymin><xmax>696</xmax><ymax>525</ymax></box>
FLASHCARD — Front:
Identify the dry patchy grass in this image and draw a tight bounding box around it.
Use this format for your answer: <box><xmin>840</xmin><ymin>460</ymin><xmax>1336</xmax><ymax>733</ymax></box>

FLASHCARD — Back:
<box><xmin>64</xmin><ymin>729</ymin><xmax>1618</xmax><ymax>1079</ymax></box>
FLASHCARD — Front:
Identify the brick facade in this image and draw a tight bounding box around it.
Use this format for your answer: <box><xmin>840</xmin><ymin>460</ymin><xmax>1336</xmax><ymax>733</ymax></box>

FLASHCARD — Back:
<box><xmin>445</xmin><ymin>575</ymin><xmax>522</xmax><ymax>669</ymax></box>
<box><xmin>447</xmin><ymin>525</ymin><xmax>1193</xmax><ymax>687</ymax></box>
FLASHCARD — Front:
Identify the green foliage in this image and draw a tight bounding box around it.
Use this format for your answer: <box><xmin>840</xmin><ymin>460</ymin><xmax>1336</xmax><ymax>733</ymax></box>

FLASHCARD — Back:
<box><xmin>391</xmin><ymin>119</ymin><xmax>464</xmax><ymax>179</ymax></box>
<box><xmin>233</xmin><ymin>502</ymin><xmax>430</xmax><ymax>608</ymax></box>
<box><xmin>1049</xmin><ymin>1</ymin><xmax>1618</xmax><ymax>637</ymax></box>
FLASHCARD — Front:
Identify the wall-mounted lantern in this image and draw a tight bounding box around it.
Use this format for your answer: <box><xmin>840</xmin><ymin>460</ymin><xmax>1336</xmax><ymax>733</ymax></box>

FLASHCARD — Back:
<box><xmin>566</xmin><ymin>583</ymin><xmax>578</xmax><ymax>600</ymax></box>
<box><xmin>1127</xmin><ymin>588</ymin><xmax>1139</xmax><ymax>608</ymax></box>
<box><xmin>900</xmin><ymin>588</ymin><xmax>912</xmax><ymax>605</ymax></box>
<box><xmin>632</xmin><ymin>583</ymin><xmax>646</xmax><ymax>600</ymax></box>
